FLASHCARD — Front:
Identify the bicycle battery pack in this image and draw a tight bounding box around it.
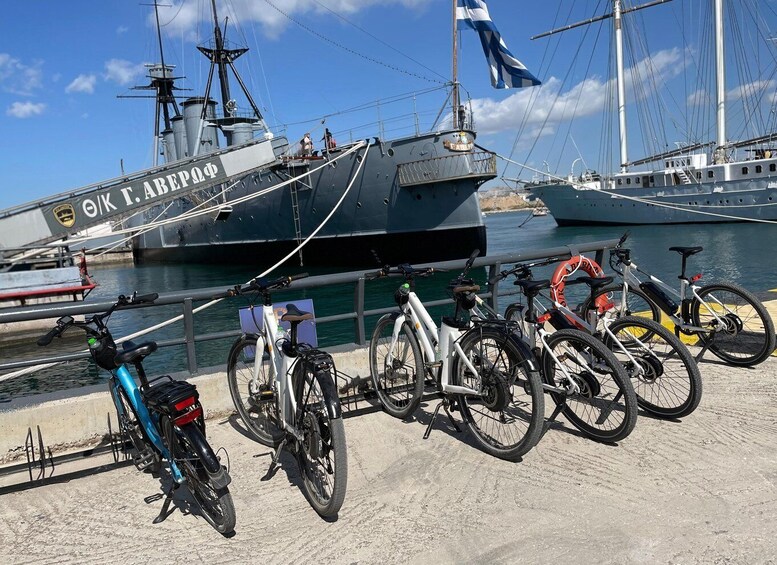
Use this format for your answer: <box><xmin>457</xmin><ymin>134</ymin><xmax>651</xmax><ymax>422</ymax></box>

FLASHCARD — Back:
<box><xmin>142</xmin><ymin>379</ymin><xmax>203</xmax><ymax>426</ymax></box>
<box><xmin>548</xmin><ymin>310</ymin><xmax>579</xmax><ymax>331</ymax></box>
<box><xmin>638</xmin><ymin>281</ymin><xmax>679</xmax><ymax>315</ymax></box>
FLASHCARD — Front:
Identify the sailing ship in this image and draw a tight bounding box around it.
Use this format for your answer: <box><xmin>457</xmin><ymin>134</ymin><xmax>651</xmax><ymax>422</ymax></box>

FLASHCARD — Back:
<box><xmin>125</xmin><ymin>0</ymin><xmax>499</xmax><ymax>266</ymax></box>
<box><xmin>528</xmin><ymin>0</ymin><xmax>777</xmax><ymax>226</ymax></box>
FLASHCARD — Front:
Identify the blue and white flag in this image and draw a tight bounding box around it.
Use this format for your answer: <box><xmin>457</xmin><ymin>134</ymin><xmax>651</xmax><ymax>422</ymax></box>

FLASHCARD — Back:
<box><xmin>457</xmin><ymin>0</ymin><xmax>541</xmax><ymax>89</ymax></box>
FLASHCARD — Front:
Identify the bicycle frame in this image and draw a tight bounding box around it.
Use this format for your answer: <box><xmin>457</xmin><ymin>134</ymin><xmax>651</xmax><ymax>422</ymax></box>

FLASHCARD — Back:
<box><xmin>110</xmin><ymin>365</ymin><xmax>183</xmax><ymax>482</ymax></box>
<box><xmin>248</xmin><ymin>304</ymin><xmax>302</xmax><ymax>439</ymax></box>
<box><xmin>390</xmin><ymin>291</ymin><xmax>483</xmax><ymax>397</ymax></box>
<box><xmin>615</xmin><ymin>258</ymin><xmax>730</xmax><ymax>333</ymax></box>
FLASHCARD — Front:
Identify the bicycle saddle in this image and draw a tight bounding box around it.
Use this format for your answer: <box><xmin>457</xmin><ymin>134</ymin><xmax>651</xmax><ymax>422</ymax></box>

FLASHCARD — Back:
<box><xmin>115</xmin><ymin>340</ymin><xmax>158</xmax><ymax>364</ymax></box>
<box><xmin>281</xmin><ymin>304</ymin><xmax>314</xmax><ymax>322</ymax></box>
<box><xmin>574</xmin><ymin>275</ymin><xmax>613</xmax><ymax>290</ymax></box>
<box><xmin>669</xmin><ymin>246</ymin><xmax>703</xmax><ymax>257</ymax></box>
<box><xmin>452</xmin><ymin>284</ymin><xmax>480</xmax><ymax>294</ymax></box>
<box><xmin>513</xmin><ymin>279</ymin><xmax>550</xmax><ymax>295</ymax></box>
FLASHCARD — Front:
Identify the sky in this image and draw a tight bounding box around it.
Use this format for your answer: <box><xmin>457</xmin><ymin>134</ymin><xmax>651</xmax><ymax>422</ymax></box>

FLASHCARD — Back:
<box><xmin>1</xmin><ymin>0</ymin><xmax>776</xmax><ymax>210</ymax></box>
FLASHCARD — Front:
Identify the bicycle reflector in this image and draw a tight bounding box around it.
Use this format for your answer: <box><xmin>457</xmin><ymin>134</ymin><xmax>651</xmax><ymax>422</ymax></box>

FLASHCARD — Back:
<box><xmin>537</xmin><ymin>312</ymin><xmax>552</xmax><ymax>324</ymax></box>
<box><xmin>173</xmin><ymin>403</ymin><xmax>203</xmax><ymax>426</ymax></box>
<box><xmin>690</xmin><ymin>274</ymin><xmax>703</xmax><ymax>283</ymax></box>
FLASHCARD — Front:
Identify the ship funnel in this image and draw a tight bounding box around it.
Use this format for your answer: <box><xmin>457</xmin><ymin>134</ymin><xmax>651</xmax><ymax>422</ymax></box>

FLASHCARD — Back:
<box><xmin>171</xmin><ymin>115</ymin><xmax>187</xmax><ymax>161</ymax></box>
<box><xmin>182</xmin><ymin>97</ymin><xmax>219</xmax><ymax>157</ymax></box>
<box><xmin>161</xmin><ymin>128</ymin><xmax>177</xmax><ymax>162</ymax></box>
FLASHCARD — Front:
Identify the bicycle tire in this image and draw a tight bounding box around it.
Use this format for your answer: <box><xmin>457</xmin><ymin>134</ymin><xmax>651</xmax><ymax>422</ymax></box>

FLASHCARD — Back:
<box><xmin>293</xmin><ymin>361</ymin><xmax>348</xmax><ymax>518</ymax></box>
<box><xmin>452</xmin><ymin>325</ymin><xmax>545</xmax><ymax>461</ymax></box>
<box><xmin>542</xmin><ymin>328</ymin><xmax>638</xmax><ymax>442</ymax></box>
<box><xmin>369</xmin><ymin>313</ymin><xmax>425</xmax><ymax>419</ymax></box>
<box><xmin>690</xmin><ymin>282</ymin><xmax>776</xmax><ymax>367</ymax></box>
<box><xmin>504</xmin><ymin>302</ymin><xmax>530</xmax><ymax>338</ymax></box>
<box><xmin>111</xmin><ymin>384</ymin><xmax>161</xmax><ymax>473</ymax></box>
<box><xmin>172</xmin><ymin>421</ymin><xmax>236</xmax><ymax>535</ymax></box>
<box><xmin>226</xmin><ymin>334</ymin><xmax>283</xmax><ymax>447</ymax></box>
<box><xmin>582</xmin><ymin>285</ymin><xmax>662</xmax><ymax>324</ymax></box>
<box><xmin>607</xmin><ymin>316</ymin><xmax>702</xmax><ymax>418</ymax></box>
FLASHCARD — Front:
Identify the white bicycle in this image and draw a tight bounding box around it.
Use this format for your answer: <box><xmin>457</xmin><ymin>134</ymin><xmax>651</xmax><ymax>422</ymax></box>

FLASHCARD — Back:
<box><xmin>367</xmin><ymin>253</ymin><xmax>545</xmax><ymax>461</ymax></box>
<box><xmin>226</xmin><ymin>274</ymin><xmax>347</xmax><ymax>518</ymax></box>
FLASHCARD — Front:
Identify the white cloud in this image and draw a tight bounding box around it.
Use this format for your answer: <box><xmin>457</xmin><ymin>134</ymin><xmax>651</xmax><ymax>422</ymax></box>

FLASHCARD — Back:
<box><xmin>6</xmin><ymin>101</ymin><xmax>46</xmax><ymax>118</ymax></box>
<box><xmin>103</xmin><ymin>59</ymin><xmax>146</xmax><ymax>85</ymax></box>
<box><xmin>727</xmin><ymin>80</ymin><xmax>776</xmax><ymax>101</ymax></box>
<box><xmin>65</xmin><ymin>73</ymin><xmax>97</xmax><ymax>94</ymax></box>
<box><xmin>151</xmin><ymin>0</ymin><xmax>427</xmax><ymax>40</ymax></box>
<box><xmin>0</xmin><ymin>53</ymin><xmax>44</xmax><ymax>96</ymax></box>
<box><xmin>469</xmin><ymin>48</ymin><xmax>685</xmax><ymax>136</ymax></box>
<box><xmin>687</xmin><ymin>89</ymin><xmax>708</xmax><ymax>107</ymax></box>
<box><xmin>116</xmin><ymin>25</ymin><xmax>129</xmax><ymax>35</ymax></box>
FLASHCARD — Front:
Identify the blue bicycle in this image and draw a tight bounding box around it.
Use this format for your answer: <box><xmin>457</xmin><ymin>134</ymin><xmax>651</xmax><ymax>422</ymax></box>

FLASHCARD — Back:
<box><xmin>38</xmin><ymin>292</ymin><xmax>236</xmax><ymax>535</ymax></box>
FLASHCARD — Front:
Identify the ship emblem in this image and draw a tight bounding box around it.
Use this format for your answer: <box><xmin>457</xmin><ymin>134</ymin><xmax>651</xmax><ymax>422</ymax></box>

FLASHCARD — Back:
<box><xmin>53</xmin><ymin>204</ymin><xmax>76</xmax><ymax>228</ymax></box>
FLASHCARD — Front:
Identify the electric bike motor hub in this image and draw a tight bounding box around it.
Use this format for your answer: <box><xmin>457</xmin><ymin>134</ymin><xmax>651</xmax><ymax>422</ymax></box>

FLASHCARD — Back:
<box><xmin>633</xmin><ymin>354</ymin><xmax>664</xmax><ymax>383</ymax></box>
<box><xmin>571</xmin><ymin>370</ymin><xmax>601</xmax><ymax>398</ymax></box>
<box><xmin>302</xmin><ymin>411</ymin><xmax>324</xmax><ymax>460</ymax></box>
<box><xmin>482</xmin><ymin>371</ymin><xmax>511</xmax><ymax>412</ymax></box>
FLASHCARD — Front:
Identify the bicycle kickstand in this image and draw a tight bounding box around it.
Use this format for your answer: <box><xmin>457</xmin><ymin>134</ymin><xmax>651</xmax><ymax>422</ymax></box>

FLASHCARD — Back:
<box><xmin>152</xmin><ymin>482</ymin><xmax>180</xmax><ymax>524</ymax></box>
<box><xmin>541</xmin><ymin>401</ymin><xmax>566</xmax><ymax>439</ymax></box>
<box><xmin>262</xmin><ymin>438</ymin><xmax>287</xmax><ymax>481</ymax></box>
<box><xmin>423</xmin><ymin>398</ymin><xmax>461</xmax><ymax>440</ymax></box>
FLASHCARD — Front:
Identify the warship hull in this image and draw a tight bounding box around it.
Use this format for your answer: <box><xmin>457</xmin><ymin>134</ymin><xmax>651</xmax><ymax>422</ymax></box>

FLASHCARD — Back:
<box><xmin>131</xmin><ymin>130</ymin><xmax>493</xmax><ymax>266</ymax></box>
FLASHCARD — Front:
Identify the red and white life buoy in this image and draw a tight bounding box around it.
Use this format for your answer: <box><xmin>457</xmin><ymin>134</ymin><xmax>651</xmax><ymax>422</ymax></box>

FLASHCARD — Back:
<box><xmin>550</xmin><ymin>255</ymin><xmax>608</xmax><ymax>312</ymax></box>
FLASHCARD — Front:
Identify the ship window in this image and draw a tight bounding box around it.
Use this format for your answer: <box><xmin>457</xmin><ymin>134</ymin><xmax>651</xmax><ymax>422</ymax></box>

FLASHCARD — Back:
<box><xmin>707</xmin><ymin>171</ymin><xmax>714</xmax><ymax>178</ymax></box>
<box><xmin>756</xmin><ymin>165</ymin><xmax>763</xmax><ymax>173</ymax></box>
<box><xmin>636</xmin><ymin>177</ymin><xmax>640</xmax><ymax>183</ymax></box>
<box><xmin>771</xmin><ymin>164</ymin><xmax>777</xmax><ymax>172</ymax></box>
<box><xmin>666</xmin><ymin>161</ymin><xmax>670</xmax><ymax>168</ymax></box>
<box><xmin>742</xmin><ymin>166</ymin><xmax>749</xmax><ymax>175</ymax></box>
<box><xmin>626</xmin><ymin>178</ymin><xmax>631</xmax><ymax>185</ymax></box>
<box><xmin>387</xmin><ymin>148</ymin><xmax>395</xmax><ymax>157</ymax></box>
<box><xmin>650</xmin><ymin>176</ymin><xmax>655</xmax><ymax>183</ymax></box>
<box><xmin>696</xmin><ymin>172</ymin><xmax>701</xmax><ymax>179</ymax></box>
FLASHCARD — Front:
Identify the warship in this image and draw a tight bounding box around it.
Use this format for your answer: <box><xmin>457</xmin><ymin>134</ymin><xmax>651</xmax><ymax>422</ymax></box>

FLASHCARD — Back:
<box><xmin>126</xmin><ymin>0</ymin><xmax>497</xmax><ymax>266</ymax></box>
<box><xmin>529</xmin><ymin>0</ymin><xmax>777</xmax><ymax>226</ymax></box>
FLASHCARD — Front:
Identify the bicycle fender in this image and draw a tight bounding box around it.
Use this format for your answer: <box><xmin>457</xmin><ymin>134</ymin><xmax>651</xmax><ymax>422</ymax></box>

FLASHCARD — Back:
<box><xmin>178</xmin><ymin>422</ymin><xmax>231</xmax><ymax>487</ymax></box>
<box><xmin>309</xmin><ymin>352</ymin><xmax>342</xmax><ymax>420</ymax></box>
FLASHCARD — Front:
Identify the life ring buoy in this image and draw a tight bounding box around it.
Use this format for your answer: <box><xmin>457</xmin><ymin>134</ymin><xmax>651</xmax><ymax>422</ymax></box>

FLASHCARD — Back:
<box><xmin>550</xmin><ymin>255</ymin><xmax>608</xmax><ymax>313</ymax></box>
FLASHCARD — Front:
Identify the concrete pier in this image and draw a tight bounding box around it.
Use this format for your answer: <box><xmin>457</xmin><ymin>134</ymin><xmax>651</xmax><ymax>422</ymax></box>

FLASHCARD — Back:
<box><xmin>1</xmin><ymin>350</ymin><xmax>776</xmax><ymax>563</ymax></box>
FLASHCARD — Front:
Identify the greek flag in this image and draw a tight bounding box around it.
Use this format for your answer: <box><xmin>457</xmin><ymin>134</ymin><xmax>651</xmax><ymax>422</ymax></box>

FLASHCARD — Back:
<box><xmin>457</xmin><ymin>0</ymin><xmax>541</xmax><ymax>89</ymax></box>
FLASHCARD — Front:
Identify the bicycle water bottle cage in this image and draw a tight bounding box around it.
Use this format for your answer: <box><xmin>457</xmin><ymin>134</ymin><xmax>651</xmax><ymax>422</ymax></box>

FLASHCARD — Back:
<box><xmin>639</xmin><ymin>281</ymin><xmax>679</xmax><ymax>315</ymax></box>
<box><xmin>88</xmin><ymin>335</ymin><xmax>120</xmax><ymax>370</ymax></box>
<box><xmin>142</xmin><ymin>379</ymin><xmax>202</xmax><ymax>426</ymax></box>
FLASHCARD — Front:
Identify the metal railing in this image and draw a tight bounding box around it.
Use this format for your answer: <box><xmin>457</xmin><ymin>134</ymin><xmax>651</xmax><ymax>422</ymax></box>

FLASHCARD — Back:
<box><xmin>398</xmin><ymin>151</ymin><xmax>497</xmax><ymax>187</ymax></box>
<box><xmin>0</xmin><ymin>238</ymin><xmax>620</xmax><ymax>378</ymax></box>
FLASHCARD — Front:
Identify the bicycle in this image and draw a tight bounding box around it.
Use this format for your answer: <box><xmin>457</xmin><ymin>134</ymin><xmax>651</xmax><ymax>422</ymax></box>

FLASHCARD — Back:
<box><xmin>367</xmin><ymin>253</ymin><xmax>545</xmax><ymax>461</ymax></box>
<box><xmin>225</xmin><ymin>274</ymin><xmax>347</xmax><ymax>518</ymax></box>
<box><xmin>484</xmin><ymin>266</ymin><xmax>638</xmax><ymax>442</ymax></box>
<box><xmin>37</xmin><ymin>292</ymin><xmax>236</xmax><ymax>535</ymax></box>
<box><xmin>491</xmin><ymin>259</ymin><xmax>702</xmax><ymax>419</ymax></box>
<box><xmin>580</xmin><ymin>233</ymin><xmax>776</xmax><ymax>367</ymax></box>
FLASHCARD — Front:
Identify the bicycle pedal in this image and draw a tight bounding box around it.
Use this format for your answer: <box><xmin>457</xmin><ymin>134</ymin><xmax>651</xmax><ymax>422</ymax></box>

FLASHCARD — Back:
<box><xmin>133</xmin><ymin>447</ymin><xmax>158</xmax><ymax>472</ymax></box>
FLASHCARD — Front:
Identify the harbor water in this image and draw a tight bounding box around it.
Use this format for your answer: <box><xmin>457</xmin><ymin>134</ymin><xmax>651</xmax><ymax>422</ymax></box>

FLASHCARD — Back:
<box><xmin>2</xmin><ymin>210</ymin><xmax>776</xmax><ymax>400</ymax></box>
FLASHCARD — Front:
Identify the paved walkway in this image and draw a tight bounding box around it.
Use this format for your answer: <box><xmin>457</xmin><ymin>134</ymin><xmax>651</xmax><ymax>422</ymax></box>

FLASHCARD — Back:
<box><xmin>2</xmin><ymin>356</ymin><xmax>777</xmax><ymax>564</ymax></box>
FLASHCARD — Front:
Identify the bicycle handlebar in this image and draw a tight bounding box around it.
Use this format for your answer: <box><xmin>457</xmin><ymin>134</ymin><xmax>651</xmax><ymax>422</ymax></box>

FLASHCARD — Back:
<box><xmin>364</xmin><ymin>264</ymin><xmax>435</xmax><ymax>280</ymax></box>
<box><xmin>489</xmin><ymin>256</ymin><xmax>567</xmax><ymax>285</ymax></box>
<box><xmin>230</xmin><ymin>273</ymin><xmax>309</xmax><ymax>296</ymax></box>
<box><xmin>37</xmin><ymin>291</ymin><xmax>159</xmax><ymax>346</ymax></box>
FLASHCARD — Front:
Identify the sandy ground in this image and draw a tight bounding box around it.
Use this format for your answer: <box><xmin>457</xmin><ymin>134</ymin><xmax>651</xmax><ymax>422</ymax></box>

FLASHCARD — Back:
<box><xmin>1</xmin><ymin>355</ymin><xmax>776</xmax><ymax>565</ymax></box>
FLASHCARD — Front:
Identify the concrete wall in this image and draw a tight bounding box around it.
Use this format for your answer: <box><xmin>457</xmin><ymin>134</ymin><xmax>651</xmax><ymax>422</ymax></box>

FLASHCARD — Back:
<box><xmin>0</xmin><ymin>344</ymin><xmax>372</xmax><ymax>465</ymax></box>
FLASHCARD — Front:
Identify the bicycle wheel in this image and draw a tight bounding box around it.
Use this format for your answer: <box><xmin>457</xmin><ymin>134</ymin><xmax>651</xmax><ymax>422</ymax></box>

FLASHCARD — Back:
<box><xmin>504</xmin><ymin>302</ymin><xmax>530</xmax><ymax>338</ymax></box>
<box><xmin>173</xmin><ymin>422</ymin><xmax>236</xmax><ymax>535</ymax></box>
<box><xmin>227</xmin><ymin>334</ymin><xmax>283</xmax><ymax>447</ymax></box>
<box><xmin>607</xmin><ymin>316</ymin><xmax>702</xmax><ymax>418</ymax></box>
<box><xmin>691</xmin><ymin>282</ymin><xmax>776</xmax><ymax>367</ymax></box>
<box><xmin>111</xmin><ymin>384</ymin><xmax>161</xmax><ymax>473</ymax></box>
<box><xmin>369</xmin><ymin>314</ymin><xmax>425</xmax><ymax>419</ymax></box>
<box><xmin>452</xmin><ymin>325</ymin><xmax>545</xmax><ymax>461</ymax></box>
<box><xmin>582</xmin><ymin>285</ymin><xmax>661</xmax><ymax>324</ymax></box>
<box><xmin>542</xmin><ymin>328</ymin><xmax>637</xmax><ymax>442</ymax></box>
<box><xmin>293</xmin><ymin>361</ymin><xmax>347</xmax><ymax>518</ymax></box>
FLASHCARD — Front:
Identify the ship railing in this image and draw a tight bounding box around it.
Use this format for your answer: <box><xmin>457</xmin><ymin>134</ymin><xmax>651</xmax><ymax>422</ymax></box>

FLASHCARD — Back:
<box><xmin>397</xmin><ymin>151</ymin><xmax>497</xmax><ymax>187</ymax></box>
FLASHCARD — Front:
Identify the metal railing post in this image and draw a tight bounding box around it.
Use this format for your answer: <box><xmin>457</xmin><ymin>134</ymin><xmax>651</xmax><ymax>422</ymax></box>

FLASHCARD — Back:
<box><xmin>354</xmin><ymin>277</ymin><xmax>366</xmax><ymax>346</ymax></box>
<box><xmin>183</xmin><ymin>298</ymin><xmax>198</xmax><ymax>374</ymax></box>
<box><xmin>488</xmin><ymin>262</ymin><xmax>501</xmax><ymax>310</ymax></box>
